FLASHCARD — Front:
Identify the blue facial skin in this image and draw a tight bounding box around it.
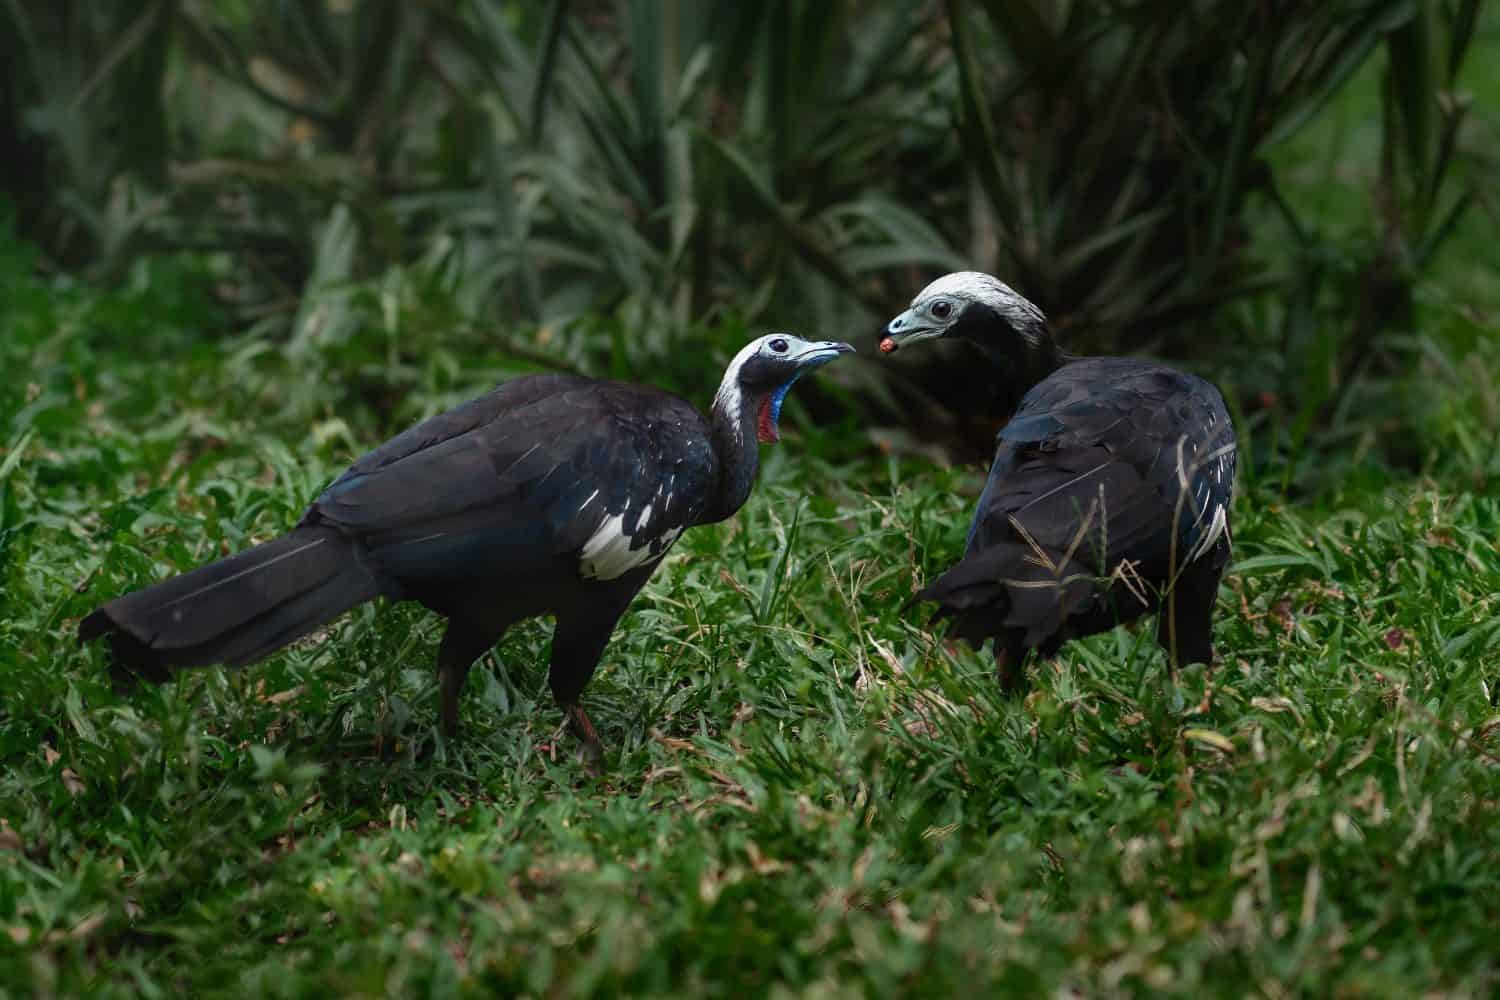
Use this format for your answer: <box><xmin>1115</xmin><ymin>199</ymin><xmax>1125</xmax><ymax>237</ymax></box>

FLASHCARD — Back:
<box><xmin>768</xmin><ymin>381</ymin><xmax>794</xmax><ymax>428</ymax></box>
<box><xmin>768</xmin><ymin>351</ymin><xmax>841</xmax><ymax>430</ymax></box>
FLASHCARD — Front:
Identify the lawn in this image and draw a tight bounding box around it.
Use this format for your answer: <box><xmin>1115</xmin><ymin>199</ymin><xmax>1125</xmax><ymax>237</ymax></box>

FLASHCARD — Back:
<box><xmin>1</xmin><ymin>220</ymin><xmax>1496</xmax><ymax>996</ymax></box>
<box><xmin>3</xmin><ymin>50</ymin><xmax>1500</xmax><ymax>1000</ymax></box>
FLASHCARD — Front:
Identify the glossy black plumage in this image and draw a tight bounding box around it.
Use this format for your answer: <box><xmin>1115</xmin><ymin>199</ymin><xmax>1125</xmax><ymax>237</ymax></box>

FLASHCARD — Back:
<box><xmin>312</xmin><ymin>375</ymin><xmax>715</xmax><ymax>585</ymax></box>
<box><xmin>922</xmin><ymin>358</ymin><xmax>1235</xmax><ymax>683</ymax></box>
<box><xmin>79</xmin><ymin>335</ymin><xmax>853</xmax><ymax>757</ymax></box>
<box><xmin>883</xmin><ymin>272</ymin><xmax>1235</xmax><ymax>688</ymax></box>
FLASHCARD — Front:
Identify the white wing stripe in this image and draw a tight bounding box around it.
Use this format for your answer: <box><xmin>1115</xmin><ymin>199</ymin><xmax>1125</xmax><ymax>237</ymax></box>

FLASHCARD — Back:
<box><xmin>578</xmin><ymin>506</ymin><xmax>684</xmax><ymax>581</ymax></box>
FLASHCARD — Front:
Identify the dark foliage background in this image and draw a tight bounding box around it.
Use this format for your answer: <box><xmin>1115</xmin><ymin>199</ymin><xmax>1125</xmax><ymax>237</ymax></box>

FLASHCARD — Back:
<box><xmin>2</xmin><ymin>1</ymin><xmax>1493</xmax><ymax>462</ymax></box>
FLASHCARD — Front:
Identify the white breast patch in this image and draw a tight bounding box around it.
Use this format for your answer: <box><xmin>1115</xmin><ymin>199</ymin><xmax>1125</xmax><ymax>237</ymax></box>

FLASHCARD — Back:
<box><xmin>1179</xmin><ymin>439</ymin><xmax>1234</xmax><ymax>565</ymax></box>
<box><xmin>578</xmin><ymin>511</ymin><xmax>685</xmax><ymax>581</ymax></box>
<box><xmin>1186</xmin><ymin>501</ymin><xmax>1229</xmax><ymax>564</ymax></box>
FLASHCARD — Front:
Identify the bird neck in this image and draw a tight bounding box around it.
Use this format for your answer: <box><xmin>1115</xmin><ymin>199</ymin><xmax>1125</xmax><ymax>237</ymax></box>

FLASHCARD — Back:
<box><xmin>704</xmin><ymin>375</ymin><xmax>763</xmax><ymax>524</ymax></box>
<box><xmin>973</xmin><ymin>317</ymin><xmax>1070</xmax><ymax>405</ymax></box>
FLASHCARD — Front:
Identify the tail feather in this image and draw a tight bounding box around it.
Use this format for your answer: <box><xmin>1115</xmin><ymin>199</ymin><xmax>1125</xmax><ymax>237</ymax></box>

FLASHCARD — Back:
<box><xmin>917</xmin><ymin>541</ymin><xmax>1102</xmax><ymax>652</ymax></box>
<box><xmin>79</xmin><ymin>526</ymin><xmax>383</xmax><ymax>682</ymax></box>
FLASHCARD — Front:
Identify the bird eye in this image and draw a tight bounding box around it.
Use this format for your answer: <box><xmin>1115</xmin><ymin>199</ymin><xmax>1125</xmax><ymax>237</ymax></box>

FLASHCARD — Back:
<box><xmin>931</xmin><ymin>300</ymin><xmax>953</xmax><ymax>319</ymax></box>
<box><xmin>768</xmin><ymin>338</ymin><xmax>789</xmax><ymax>354</ymax></box>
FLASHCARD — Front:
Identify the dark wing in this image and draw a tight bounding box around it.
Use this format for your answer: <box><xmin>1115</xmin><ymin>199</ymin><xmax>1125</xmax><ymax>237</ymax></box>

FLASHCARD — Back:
<box><xmin>968</xmin><ymin>357</ymin><xmax>1236</xmax><ymax>577</ymax></box>
<box><xmin>307</xmin><ymin>376</ymin><xmax>717</xmax><ymax>582</ymax></box>
<box><xmin>922</xmin><ymin>358</ymin><xmax>1235</xmax><ymax>656</ymax></box>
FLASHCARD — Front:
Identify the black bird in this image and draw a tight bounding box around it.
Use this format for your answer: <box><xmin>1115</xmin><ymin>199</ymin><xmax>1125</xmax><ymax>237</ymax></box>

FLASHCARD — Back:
<box><xmin>80</xmin><ymin>333</ymin><xmax>854</xmax><ymax>759</ymax></box>
<box><xmin>880</xmin><ymin>272</ymin><xmax>1235</xmax><ymax>690</ymax></box>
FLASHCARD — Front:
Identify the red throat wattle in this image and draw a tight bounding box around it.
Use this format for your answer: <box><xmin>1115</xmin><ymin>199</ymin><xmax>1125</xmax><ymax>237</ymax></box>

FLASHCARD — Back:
<box><xmin>756</xmin><ymin>396</ymin><xmax>779</xmax><ymax>443</ymax></box>
<box><xmin>878</xmin><ymin>336</ymin><xmax>897</xmax><ymax>354</ymax></box>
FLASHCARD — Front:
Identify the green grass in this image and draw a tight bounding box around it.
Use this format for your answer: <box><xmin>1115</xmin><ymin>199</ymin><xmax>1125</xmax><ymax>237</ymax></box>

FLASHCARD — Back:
<box><xmin>1</xmin><ymin>224</ymin><xmax>1497</xmax><ymax>997</ymax></box>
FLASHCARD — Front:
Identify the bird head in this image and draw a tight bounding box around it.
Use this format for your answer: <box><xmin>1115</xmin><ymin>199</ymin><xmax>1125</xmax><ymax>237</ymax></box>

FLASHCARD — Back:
<box><xmin>878</xmin><ymin>271</ymin><xmax>1047</xmax><ymax>356</ymax></box>
<box><xmin>717</xmin><ymin>333</ymin><xmax>855</xmax><ymax>443</ymax></box>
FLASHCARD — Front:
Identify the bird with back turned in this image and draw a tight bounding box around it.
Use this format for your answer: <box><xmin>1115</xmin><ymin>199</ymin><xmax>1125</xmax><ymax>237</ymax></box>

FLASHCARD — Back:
<box><xmin>79</xmin><ymin>333</ymin><xmax>854</xmax><ymax>763</ymax></box>
<box><xmin>880</xmin><ymin>271</ymin><xmax>1235</xmax><ymax>691</ymax></box>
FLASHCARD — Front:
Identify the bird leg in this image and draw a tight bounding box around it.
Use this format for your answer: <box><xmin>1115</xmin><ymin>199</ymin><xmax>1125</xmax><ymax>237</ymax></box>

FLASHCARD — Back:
<box><xmin>1156</xmin><ymin>555</ymin><xmax>1225</xmax><ymax>674</ymax></box>
<box><xmin>995</xmin><ymin>645</ymin><xmax>1027</xmax><ymax>694</ymax></box>
<box><xmin>562</xmin><ymin>702</ymin><xmax>605</xmax><ymax>770</ymax></box>
<box><xmin>436</xmin><ymin>620</ymin><xmax>504</xmax><ymax>740</ymax></box>
<box><xmin>548</xmin><ymin>610</ymin><xmax>627</xmax><ymax>772</ymax></box>
<box><xmin>439</xmin><ymin>661</ymin><xmax>465</xmax><ymax>739</ymax></box>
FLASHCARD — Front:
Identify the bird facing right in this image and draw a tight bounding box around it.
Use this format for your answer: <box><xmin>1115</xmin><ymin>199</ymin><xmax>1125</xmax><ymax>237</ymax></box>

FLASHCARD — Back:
<box><xmin>78</xmin><ymin>332</ymin><xmax>854</xmax><ymax>764</ymax></box>
<box><xmin>880</xmin><ymin>271</ymin><xmax>1236</xmax><ymax>691</ymax></box>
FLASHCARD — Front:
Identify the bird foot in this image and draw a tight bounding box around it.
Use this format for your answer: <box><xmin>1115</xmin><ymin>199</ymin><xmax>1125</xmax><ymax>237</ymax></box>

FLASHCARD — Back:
<box><xmin>564</xmin><ymin>703</ymin><xmax>606</xmax><ymax>775</ymax></box>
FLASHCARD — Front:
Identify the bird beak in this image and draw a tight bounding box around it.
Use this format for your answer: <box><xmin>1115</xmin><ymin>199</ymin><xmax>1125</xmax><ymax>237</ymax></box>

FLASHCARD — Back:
<box><xmin>794</xmin><ymin>340</ymin><xmax>856</xmax><ymax>368</ymax></box>
<box><xmin>878</xmin><ymin>309</ymin><xmax>944</xmax><ymax>354</ymax></box>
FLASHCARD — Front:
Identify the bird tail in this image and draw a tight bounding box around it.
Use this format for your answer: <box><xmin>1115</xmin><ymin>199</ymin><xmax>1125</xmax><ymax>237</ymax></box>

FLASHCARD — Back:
<box><xmin>78</xmin><ymin>525</ymin><xmax>382</xmax><ymax>687</ymax></box>
<box><xmin>915</xmin><ymin>541</ymin><xmax>1102</xmax><ymax>652</ymax></box>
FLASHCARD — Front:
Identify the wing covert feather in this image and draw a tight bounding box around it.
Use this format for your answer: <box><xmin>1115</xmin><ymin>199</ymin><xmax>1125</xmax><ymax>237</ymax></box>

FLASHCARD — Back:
<box><xmin>968</xmin><ymin>359</ymin><xmax>1236</xmax><ymax>572</ymax></box>
<box><xmin>305</xmin><ymin>376</ymin><xmax>717</xmax><ymax>580</ymax></box>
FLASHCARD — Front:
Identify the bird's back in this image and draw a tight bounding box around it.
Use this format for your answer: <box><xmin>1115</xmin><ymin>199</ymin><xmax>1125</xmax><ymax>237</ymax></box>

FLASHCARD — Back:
<box><xmin>970</xmin><ymin>357</ymin><xmax>1235</xmax><ymax>565</ymax></box>
<box><xmin>924</xmin><ymin>356</ymin><xmax>1236</xmax><ymax>662</ymax></box>
<box><xmin>308</xmin><ymin>373</ymin><xmax>719</xmax><ymax>591</ymax></box>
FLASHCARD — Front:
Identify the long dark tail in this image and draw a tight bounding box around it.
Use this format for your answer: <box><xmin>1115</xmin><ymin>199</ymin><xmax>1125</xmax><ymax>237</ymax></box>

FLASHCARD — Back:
<box><xmin>79</xmin><ymin>525</ymin><xmax>383</xmax><ymax>686</ymax></box>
